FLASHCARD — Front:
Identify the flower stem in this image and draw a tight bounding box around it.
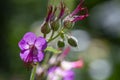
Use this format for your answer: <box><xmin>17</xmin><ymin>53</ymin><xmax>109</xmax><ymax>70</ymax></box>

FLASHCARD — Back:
<box><xmin>44</xmin><ymin>52</ymin><xmax>51</xmax><ymax>64</ymax></box>
<box><xmin>50</xmin><ymin>30</ymin><xmax>54</xmax><ymax>39</ymax></box>
<box><xmin>48</xmin><ymin>27</ymin><xmax>65</xmax><ymax>43</ymax></box>
<box><xmin>48</xmin><ymin>32</ymin><xmax>61</xmax><ymax>43</ymax></box>
<box><xmin>44</xmin><ymin>34</ymin><xmax>46</xmax><ymax>38</ymax></box>
<box><xmin>30</xmin><ymin>65</ymin><xmax>37</xmax><ymax>80</ymax></box>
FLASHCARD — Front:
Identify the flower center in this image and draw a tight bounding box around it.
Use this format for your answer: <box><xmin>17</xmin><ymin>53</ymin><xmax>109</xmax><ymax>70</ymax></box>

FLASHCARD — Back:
<box><xmin>30</xmin><ymin>45</ymin><xmax>38</xmax><ymax>55</ymax></box>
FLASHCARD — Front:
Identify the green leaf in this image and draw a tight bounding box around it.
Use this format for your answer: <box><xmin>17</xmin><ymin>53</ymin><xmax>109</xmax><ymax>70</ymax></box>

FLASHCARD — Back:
<box><xmin>45</xmin><ymin>46</ymin><xmax>61</xmax><ymax>54</ymax></box>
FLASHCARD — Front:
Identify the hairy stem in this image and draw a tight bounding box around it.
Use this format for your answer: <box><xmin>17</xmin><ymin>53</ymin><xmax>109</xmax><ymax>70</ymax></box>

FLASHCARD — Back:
<box><xmin>48</xmin><ymin>32</ymin><xmax>61</xmax><ymax>43</ymax></box>
<box><xmin>44</xmin><ymin>34</ymin><xmax>46</xmax><ymax>38</ymax></box>
<box><xmin>30</xmin><ymin>65</ymin><xmax>37</xmax><ymax>80</ymax></box>
<box><xmin>50</xmin><ymin>30</ymin><xmax>54</xmax><ymax>39</ymax></box>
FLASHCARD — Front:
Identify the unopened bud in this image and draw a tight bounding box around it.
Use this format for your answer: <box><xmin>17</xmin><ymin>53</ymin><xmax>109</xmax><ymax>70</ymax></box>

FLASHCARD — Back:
<box><xmin>68</xmin><ymin>36</ymin><xmax>78</xmax><ymax>47</ymax></box>
<box><xmin>63</xmin><ymin>21</ymin><xmax>74</xmax><ymax>29</ymax></box>
<box><xmin>41</xmin><ymin>22</ymin><xmax>51</xmax><ymax>34</ymax></box>
<box><xmin>57</xmin><ymin>40</ymin><xmax>65</xmax><ymax>48</ymax></box>
<box><xmin>51</xmin><ymin>20</ymin><xmax>60</xmax><ymax>31</ymax></box>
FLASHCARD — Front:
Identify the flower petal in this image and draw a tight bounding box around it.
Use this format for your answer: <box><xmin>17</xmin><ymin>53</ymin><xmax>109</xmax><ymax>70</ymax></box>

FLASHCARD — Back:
<box><xmin>58</xmin><ymin>2</ymin><xmax>65</xmax><ymax>19</ymax></box>
<box><xmin>23</xmin><ymin>32</ymin><xmax>37</xmax><ymax>45</ymax></box>
<box><xmin>71</xmin><ymin>0</ymin><xmax>84</xmax><ymax>16</ymax></box>
<box><xmin>72</xmin><ymin>15</ymin><xmax>88</xmax><ymax>22</ymax></box>
<box><xmin>18</xmin><ymin>39</ymin><xmax>29</xmax><ymax>50</ymax></box>
<box><xmin>20</xmin><ymin>50</ymin><xmax>30</xmax><ymax>62</ymax></box>
<box><xmin>35</xmin><ymin>37</ymin><xmax>47</xmax><ymax>50</ymax></box>
<box><xmin>63</xmin><ymin>70</ymin><xmax>75</xmax><ymax>80</ymax></box>
<box><xmin>46</xmin><ymin>6</ymin><xmax>53</xmax><ymax>22</ymax></box>
<box><xmin>33</xmin><ymin>51</ymin><xmax>44</xmax><ymax>62</ymax></box>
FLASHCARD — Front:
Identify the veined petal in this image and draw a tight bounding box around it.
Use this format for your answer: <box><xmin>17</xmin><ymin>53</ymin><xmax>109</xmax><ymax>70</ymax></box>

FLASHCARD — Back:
<box><xmin>20</xmin><ymin>50</ymin><xmax>30</xmax><ymax>62</ymax></box>
<box><xmin>23</xmin><ymin>32</ymin><xmax>37</xmax><ymax>45</ymax></box>
<box><xmin>33</xmin><ymin>51</ymin><xmax>44</xmax><ymax>62</ymax></box>
<box><xmin>34</xmin><ymin>51</ymin><xmax>44</xmax><ymax>62</ymax></box>
<box><xmin>35</xmin><ymin>37</ymin><xmax>47</xmax><ymax>50</ymax></box>
<box><xmin>18</xmin><ymin>39</ymin><xmax>29</xmax><ymax>50</ymax></box>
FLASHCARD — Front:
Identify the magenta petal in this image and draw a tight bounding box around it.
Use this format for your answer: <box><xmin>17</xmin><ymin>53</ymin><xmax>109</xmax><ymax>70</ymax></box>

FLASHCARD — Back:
<box><xmin>18</xmin><ymin>39</ymin><xmax>29</xmax><ymax>50</ymax></box>
<box><xmin>72</xmin><ymin>15</ymin><xmax>88</xmax><ymax>22</ymax></box>
<box><xmin>33</xmin><ymin>51</ymin><xmax>44</xmax><ymax>62</ymax></box>
<box><xmin>20</xmin><ymin>50</ymin><xmax>30</xmax><ymax>62</ymax></box>
<box><xmin>63</xmin><ymin>70</ymin><xmax>75</xmax><ymax>80</ymax></box>
<box><xmin>58</xmin><ymin>2</ymin><xmax>65</xmax><ymax>19</ymax></box>
<box><xmin>46</xmin><ymin>6</ymin><xmax>53</xmax><ymax>22</ymax></box>
<box><xmin>37</xmin><ymin>51</ymin><xmax>44</xmax><ymax>61</ymax></box>
<box><xmin>35</xmin><ymin>37</ymin><xmax>47</xmax><ymax>50</ymax></box>
<box><xmin>23</xmin><ymin>32</ymin><xmax>37</xmax><ymax>45</ymax></box>
<box><xmin>71</xmin><ymin>0</ymin><xmax>84</xmax><ymax>16</ymax></box>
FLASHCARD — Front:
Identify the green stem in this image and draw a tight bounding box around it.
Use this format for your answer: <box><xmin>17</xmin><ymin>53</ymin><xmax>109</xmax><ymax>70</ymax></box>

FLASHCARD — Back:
<box><xmin>48</xmin><ymin>27</ymin><xmax>64</xmax><ymax>43</ymax></box>
<box><xmin>48</xmin><ymin>32</ymin><xmax>61</xmax><ymax>43</ymax></box>
<box><xmin>44</xmin><ymin>34</ymin><xmax>46</xmax><ymax>38</ymax></box>
<box><xmin>44</xmin><ymin>52</ymin><xmax>51</xmax><ymax>64</ymax></box>
<box><xmin>30</xmin><ymin>65</ymin><xmax>37</xmax><ymax>80</ymax></box>
<box><xmin>50</xmin><ymin>30</ymin><xmax>54</xmax><ymax>39</ymax></box>
<box><xmin>42</xmin><ymin>51</ymin><xmax>50</xmax><ymax>65</ymax></box>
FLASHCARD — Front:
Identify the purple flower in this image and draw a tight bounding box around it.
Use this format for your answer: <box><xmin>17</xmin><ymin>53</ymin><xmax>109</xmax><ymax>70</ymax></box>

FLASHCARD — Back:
<box><xmin>63</xmin><ymin>70</ymin><xmax>75</xmax><ymax>80</ymax></box>
<box><xmin>18</xmin><ymin>32</ymin><xmax>47</xmax><ymax>64</ymax></box>
<box><xmin>48</xmin><ymin>67</ymin><xmax>75</xmax><ymax>80</ymax></box>
<box><xmin>64</xmin><ymin>0</ymin><xmax>88</xmax><ymax>22</ymax></box>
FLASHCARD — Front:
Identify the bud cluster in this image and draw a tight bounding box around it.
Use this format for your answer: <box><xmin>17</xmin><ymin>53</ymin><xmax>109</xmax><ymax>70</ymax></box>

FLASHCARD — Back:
<box><xmin>40</xmin><ymin>0</ymin><xmax>88</xmax><ymax>48</ymax></box>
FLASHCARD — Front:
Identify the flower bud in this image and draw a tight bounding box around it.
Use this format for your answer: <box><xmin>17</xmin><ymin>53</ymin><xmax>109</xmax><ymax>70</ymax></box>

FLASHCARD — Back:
<box><xmin>51</xmin><ymin>20</ymin><xmax>59</xmax><ymax>31</ymax></box>
<box><xmin>57</xmin><ymin>40</ymin><xmax>65</xmax><ymax>48</ymax></box>
<box><xmin>41</xmin><ymin>22</ymin><xmax>51</xmax><ymax>34</ymax></box>
<box><xmin>67</xmin><ymin>36</ymin><xmax>78</xmax><ymax>47</ymax></box>
<box><xmin>63</xmin><ymin>21</ymin><xmax>74</xmax><ymax>29</ymax></box>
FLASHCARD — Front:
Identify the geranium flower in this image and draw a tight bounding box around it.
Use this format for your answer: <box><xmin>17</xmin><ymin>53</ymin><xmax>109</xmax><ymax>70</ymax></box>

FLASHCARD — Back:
<box><xmin>18</xmin><ymin>32</ymin><xmax>47</xmax><ymax>64</ymax></box>
<box><xmin>48</xmin><ymin>67</ymin><xmax>75</xmax><ymax>80</ymax></box>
